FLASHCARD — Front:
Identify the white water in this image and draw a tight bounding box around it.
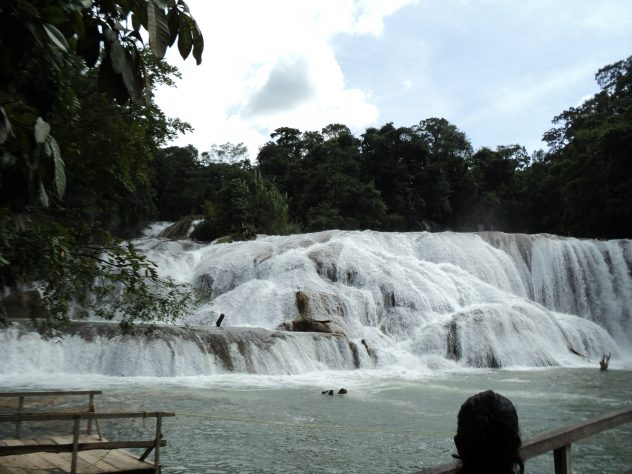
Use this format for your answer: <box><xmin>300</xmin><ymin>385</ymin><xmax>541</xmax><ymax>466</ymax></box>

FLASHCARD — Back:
<box><xmin>2</xmin><ymin>228</ymin><xmax>631</xmax><ymax>377</ymax></box>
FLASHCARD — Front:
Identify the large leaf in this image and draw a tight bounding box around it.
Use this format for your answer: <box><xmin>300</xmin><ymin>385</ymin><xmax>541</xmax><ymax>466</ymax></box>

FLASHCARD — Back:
<box><xmin>38</xmin><ymin>181</ymin><xmax>50</xmax><ymax>208</ymax></box>
<box><xmin>177</xmin><ymin>0</ymin><xmax>190</xmax><ymax>13</ymax></box>
<box><xmin>77</xmin><ymin>21</ymin><xmax>101</xmax><ymax>67</ymax></box>
<box><xmin>167</xmin><ymin>7</ymin><xmax>179</xmax><ymax>47</ymax></box>
<box><xmin>0</xmin><ymin>106</ymin><xmax>13</xmax><ymax>144</ymax></box>
<box><xmin>34</xmin><ymin>117</ymin><xmax>51</xmax><ymax>144</ymax></box>
<box><xmin>98</xmin><ymin>52</ymin><xmax>129</xmax><ymax>103</ymax></box>
<box><xmin>190</xmin><ymin>17</ymin><xmax>204</xmax><ymax>65</ymax></box>
<box><xmin>109</xmin><ymin>40</ymin><xmax>141</xmax><ymax>101</ymax></box>
<box><xmin>42</xmin><ymin>23</ymin><xmax>69</xmax><ymax>52</ymax></box>
<box><xmin>148</xmin><ymin>1</ymin><xmax>170</xmax><ymax>59</ymax></box>
<box><xmin>47</xmin><ymin>136</ymin><xmax>66</xmax><ymax>199</ymax></box>
<box><xmin>177</xmin><ymin>15</ymin><xmax>192</xmax><ymax>60</ymax></box>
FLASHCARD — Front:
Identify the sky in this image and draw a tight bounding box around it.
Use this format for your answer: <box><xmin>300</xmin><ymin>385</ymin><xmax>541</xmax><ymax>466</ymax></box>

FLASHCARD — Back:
<box><xmin>155</xmin><ymin>0</ymin><xmax>632</xmax><ymax>160</ymax></box>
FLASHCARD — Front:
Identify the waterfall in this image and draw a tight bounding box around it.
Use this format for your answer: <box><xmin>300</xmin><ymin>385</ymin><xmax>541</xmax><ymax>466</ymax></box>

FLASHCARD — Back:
<box><xmin>2</xmin><ymin>229</ymin><xmax>629</xmax><ymax>376</ymax></box>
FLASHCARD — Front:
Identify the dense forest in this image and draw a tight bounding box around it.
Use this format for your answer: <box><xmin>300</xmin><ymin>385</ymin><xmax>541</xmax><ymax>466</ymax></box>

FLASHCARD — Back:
<box><xmin>154</xmin><ymin>56</ymin><xmax>632</xmax><ymax>242</ymax></box>
<box><xmin>1</xmin><ymin>1</ymin><xmax>631</xmax><ymax>329</ymax></box>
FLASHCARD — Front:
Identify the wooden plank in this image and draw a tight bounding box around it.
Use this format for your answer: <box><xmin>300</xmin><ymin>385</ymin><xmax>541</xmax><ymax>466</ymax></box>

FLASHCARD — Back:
<box><xmin>76</xmin><ymin>449</ymin><xmax>122</xmax><ymax>473</ymax></box>
<box><xmin>0</xmin><ymin>440</ymin><xmax>166</xmax><ymax>456</ymax></box>
<box><xmin>0</xmin><ymin>392</ymin><xmax>102</xmax><ymax>398</ymax></box>
<box><xmin>91</xmin><ymin>449</ymin><xmax>154</xmax><ymax>472</ymax></box>
<box><xmin>51</xmin><ymin>437</ymin><xmax>119</xmax><ymax>473</ymax></box>
<box><xmin>0</xmin><ymin>462</ymin><xmax>30</xmax><ymax>474</ymax></box>
<box><xmin>0</xmin><ymin>412</ymin><xmax>174</xmax><ymax>423</ymax></box>
<box><xmin>0</xmin><ymin>451</ymin><xmax>60</xmax><ymax>473</ymax></box>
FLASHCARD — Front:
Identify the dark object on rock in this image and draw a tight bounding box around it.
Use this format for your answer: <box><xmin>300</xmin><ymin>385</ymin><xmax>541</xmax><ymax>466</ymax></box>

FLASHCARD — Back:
<box><xmin>600</xmin><ymin>353</ymin><xmax>611</xmax><ymax>371</ymax></box>
<box><xmin>338</xmin><ymin>388</ymin><xmax>347</xmax><ymax>395</ymax></box>
<box><xmin>216</xmin><ymin>313</ymin><xmax>225</xmax><ymax>327</ymax></box>
<box><xmin>361</xmin><ymin>339</ymin><xmax>377</xmax><ymax>361</ymax></box>
<box><xmin>277</xmin><ymin>318</ymin><xmax>334</xmax><ymax>334</ymax></box>
<box><xmin>328</xmin><ymin>390</ymin><xmax>334</xmax><ymax>396</ymax></box>
<box><xmin>276</xmin><ymin>291</ymin><xmax>335</xmax><ymax>334</ymax></box>
<box><xmin>158</xmin><ymin>216</ymin><xmax>198</xmax><ymax>240</ymax></box>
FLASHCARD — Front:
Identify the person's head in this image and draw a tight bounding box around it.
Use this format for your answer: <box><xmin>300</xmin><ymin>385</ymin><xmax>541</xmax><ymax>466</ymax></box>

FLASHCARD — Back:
<box><xmin>454</xmin><ymin>390</ymin><xmax>524</xmax><ymax>474</ymax></box>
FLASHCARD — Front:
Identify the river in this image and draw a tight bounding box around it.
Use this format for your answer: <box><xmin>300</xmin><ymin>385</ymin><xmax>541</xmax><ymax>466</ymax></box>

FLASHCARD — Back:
<box><xmin>1</xmin><ymin>366</ymin><xmax>631</xmax><ymax>473</ymax></box>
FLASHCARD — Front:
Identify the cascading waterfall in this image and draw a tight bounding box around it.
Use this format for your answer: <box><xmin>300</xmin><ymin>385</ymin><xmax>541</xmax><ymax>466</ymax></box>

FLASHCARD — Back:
<box><xmin>2</xmin><ymin>227</ymin><xmax>630</xmax><ymax>377</ymax></box>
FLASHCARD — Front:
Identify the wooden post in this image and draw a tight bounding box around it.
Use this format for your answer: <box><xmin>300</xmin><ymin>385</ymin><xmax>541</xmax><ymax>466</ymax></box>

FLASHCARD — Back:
<box><xmin>71</xmin><ymin>415</ymin><xmax>80</xmax><ymax>474</ymax></box>
<box><xmin>15</xmin><ymin>396</ymin><xmax>24</xmax><ymax>439</ymax></box>
<box><xmin>154</xmin><ymin>414</ymin><xmax>162</xmax><ymax>473</ymax></box>
<box><xmin>553</xmin><ymin>445</ymin><xmax>571</xmax><ymax>474</ymax></box>
<box><xmin>87</xmin><ymin>393</ymin><xmax>94</xmax><ymax>435</ymax></box>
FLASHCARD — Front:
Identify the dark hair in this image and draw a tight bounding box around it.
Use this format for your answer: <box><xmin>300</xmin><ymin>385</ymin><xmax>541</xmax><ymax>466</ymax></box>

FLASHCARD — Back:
<box><xmin>454</xmin><ymin>390</ymin><xmax>524</xmax><ymax>474</ymax></box>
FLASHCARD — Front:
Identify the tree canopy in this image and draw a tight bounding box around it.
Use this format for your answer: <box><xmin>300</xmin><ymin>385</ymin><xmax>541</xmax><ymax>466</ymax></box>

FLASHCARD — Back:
<box><xmin>0</xmin><ymin>0</ymin><xmax>204</xmax><ymax>332</ymax></box>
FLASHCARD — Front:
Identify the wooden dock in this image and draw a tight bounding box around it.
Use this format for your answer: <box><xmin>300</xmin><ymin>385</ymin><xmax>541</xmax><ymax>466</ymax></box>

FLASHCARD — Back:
<box><xmin>0</xmin><ymin>391</ymin><xmax>173</xmax><ymax>474</ymax></box>
<box><xmin>0</xmin><ymin>435</ymin><xmax>154</xmax><ymax>473</ymax></box>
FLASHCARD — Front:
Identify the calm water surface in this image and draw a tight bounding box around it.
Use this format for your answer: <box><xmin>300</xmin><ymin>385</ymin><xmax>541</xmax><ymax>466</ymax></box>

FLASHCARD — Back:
<box><xmin>1</xmin><ymin>367</ymin><xmax>631</xmax><ymax>473</ymax></box>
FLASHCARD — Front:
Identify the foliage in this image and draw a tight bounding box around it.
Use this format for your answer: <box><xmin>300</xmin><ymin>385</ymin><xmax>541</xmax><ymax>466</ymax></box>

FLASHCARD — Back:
<box><xmin>0</xmin><ymin>0</ymin><xmax>204</xmax><ymax>331</ymax></box>
<box><xmin>541</xmin><ymin>56</ymin><xmax>632</xmax><ymax>238</ymax></box>
<box><xmin>0</xmin><ymin>210</ymin><xmax>197</xmax><ymax>334</ymax></box>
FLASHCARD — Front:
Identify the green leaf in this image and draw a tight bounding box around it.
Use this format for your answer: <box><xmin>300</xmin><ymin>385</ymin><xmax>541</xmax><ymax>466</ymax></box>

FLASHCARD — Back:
<box><xmin>34</xmin><ymin>117</ymin><xmax>51</xmax><ymax>144</ymax></box>
<box><xmin>167</xmin><ymin>7</ymin><xmax>179</xmax><ymax>47</ymax></box>
<box><xmin>109</xmin><ymin>41</ymin><xmax>142</xmax><ymax>101</ymax></box>
<box><xmin>148</xmin><ymin>1</ymin><xmax>170</xmax><ymax>59</ymax></box>
<box><xmin>38</xmin><ymin>181</ymin><xmax>50</xmax><ymax>208</ymax></box>
<box><xmin>42</xmin><ymin>23</ymin><xmax>69</xmax><ymax>52</ymax></box>
<box><xmin>0</xmin><ymin>106</ymin><xmax>13</xmax><ymax>144</ymax></box>
<box><xmin>177</xmin><ymin>15</ymin><xmax>193</xmax><ymax>60</ymax></box>
<box><xmin>190</xmin><ymin>18</ymin><xmax>204</xmax><ymax>65</ymax></box>
<box><xmin>178</xmin><ymin>0</ymin><xmax>191</xmax><ymax>13</ymax></box>
<box><xmin>77</xmin><ymin>21</ymin><xmax>100</xmax><ymax>67</ymax></box>
<box><xmin>47</xmin><ymin>136</ymin><xmax>66</xmax><ymax>199</ymax></box>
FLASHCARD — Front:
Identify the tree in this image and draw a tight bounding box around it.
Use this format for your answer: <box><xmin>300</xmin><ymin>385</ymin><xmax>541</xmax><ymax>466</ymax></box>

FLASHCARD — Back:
<box><xmin>542</xmin><ymin>56</ymin><xmax>632</xmax><ymax>238</ymax></box>
<box><xmin>0</xmin><ymin>0</ymin><xmax>205</xmax><ymax>331</ymax></box>
<box><xmin>414</xmin><ymin>118</ymin><xmax>473</xmax><ymax>227</ymax></box>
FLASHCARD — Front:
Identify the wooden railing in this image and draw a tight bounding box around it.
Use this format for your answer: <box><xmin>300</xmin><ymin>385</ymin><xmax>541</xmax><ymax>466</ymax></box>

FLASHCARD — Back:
<box><xmin>0</xmin><ymin>391</ymin><xmax>174</xmax><ymax>474</ymax></box>
<box><xmin>0</xmin><ymin>390</ymin><xmax>102</xmax><ymax>439</ymax></box>
<box><xmin>417</xmin><ymin>405</ymin><xmax>632</xmax><ymax>474</ymax></box>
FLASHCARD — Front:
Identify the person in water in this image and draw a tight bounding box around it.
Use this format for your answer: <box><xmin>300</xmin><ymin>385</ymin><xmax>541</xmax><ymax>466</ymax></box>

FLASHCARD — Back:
<box><xmin>453</xmin><ymin>390</ymin><xmax>524</xmax><ymax>474</ymax></box>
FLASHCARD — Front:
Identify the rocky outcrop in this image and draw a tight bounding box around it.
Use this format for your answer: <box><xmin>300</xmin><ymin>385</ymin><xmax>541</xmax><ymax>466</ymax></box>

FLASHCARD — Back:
<box><xmin>276</xmin><ymin>290</ymin><xmax>337</xmax><ymax>334</ymax></box>
<box><xmin>158</xmin><ymin>216</ymin><xmax>199</xmax><ymax>240</ymax></box>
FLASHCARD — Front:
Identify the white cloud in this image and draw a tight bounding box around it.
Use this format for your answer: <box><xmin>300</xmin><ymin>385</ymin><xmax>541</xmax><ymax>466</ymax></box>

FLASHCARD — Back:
<box><xmin>155</xmin><ymin>0</ymin><xmax>415</xmax><ymax>158</ymax></box>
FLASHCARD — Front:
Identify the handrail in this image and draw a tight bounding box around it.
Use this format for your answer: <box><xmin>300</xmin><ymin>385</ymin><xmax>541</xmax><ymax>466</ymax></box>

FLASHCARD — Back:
<box><xmin>416</xmin><ymin>405</ymin><xmax>632</xmax><ymax>474</ymax></box>
<box><xmin>0</xmin><ymin>390</ymin><xmax>102</xmax><ymax>397</ymax></box>
<box><xmin>0</xmin><ymin>411</ymin><xmax>175</xmax><ymax>422</ymax></box>
<box><xmin>0</xmin><ymin>391</ymin><xmax>175</xmax><ymax>474</ymax></box>
<box><xmin>0</xmin><ymin>390</ymin><xmax>103</xmax><ymax>439</ymax></box>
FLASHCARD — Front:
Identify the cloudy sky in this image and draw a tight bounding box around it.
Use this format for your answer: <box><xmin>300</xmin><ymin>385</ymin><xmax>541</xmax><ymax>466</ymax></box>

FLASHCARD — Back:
<box><xmin>156</xmin><ymin>0</ymin><xmax>632</xmax><ymax>160</ymax></box>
